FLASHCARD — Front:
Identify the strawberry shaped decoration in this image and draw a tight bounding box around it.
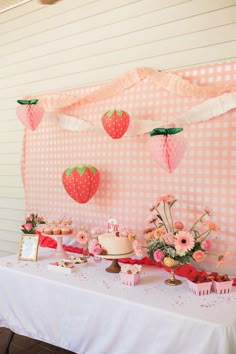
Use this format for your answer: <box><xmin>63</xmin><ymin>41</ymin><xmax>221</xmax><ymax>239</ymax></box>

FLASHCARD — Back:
<box><xmin>16</xmin><ymin>99</ymin><xmax>44</xmax><ymax>131</ymax></box>
<box><xmin>101</xmin><ymin>109</ymin><xmax>130</xmax><ymax>139</ymax></box>
<box><xmin>62</xmin><ymin>165</ymin><xmax>100</xmax><ymax>204</ymax></box>
<box><xmin>148</xmin><ymin>128</ymin><xmax>187</xmax><ymax>173</ymax></box>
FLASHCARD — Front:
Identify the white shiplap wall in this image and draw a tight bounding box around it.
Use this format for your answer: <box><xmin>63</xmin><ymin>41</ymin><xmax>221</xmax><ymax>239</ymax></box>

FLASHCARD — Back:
<box><xmin>0</xmin><ymin>0</ymin><xmax>235</xmax><ymax>256</ymax></box>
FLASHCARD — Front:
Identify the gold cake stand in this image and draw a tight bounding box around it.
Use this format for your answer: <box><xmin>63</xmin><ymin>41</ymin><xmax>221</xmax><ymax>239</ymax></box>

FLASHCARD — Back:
<box><xmin>98</xmin><ymin>252</ymin><xmax>134</xmax><ymax>273</ymax></box>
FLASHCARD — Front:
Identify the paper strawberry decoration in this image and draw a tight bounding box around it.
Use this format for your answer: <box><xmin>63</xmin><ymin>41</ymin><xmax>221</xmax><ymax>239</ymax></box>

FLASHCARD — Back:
<box><xmin>148</xmin><ymin>128</ymin><xmax>187</xmax><ymax>173</ymax></box>
<box><xmin>16</xmin><ymin>99</ymin><xmax>44</xmax><ymax>131</ymax></box>
<box><xmin>101</xmin><ymin>109</ymin><xmax>130</xmax><ymax>139</ymax></box>
<box><xmin>62</xmin><ymin>165</ymin><xmax>100</xmax><ymax>204</ymax></box>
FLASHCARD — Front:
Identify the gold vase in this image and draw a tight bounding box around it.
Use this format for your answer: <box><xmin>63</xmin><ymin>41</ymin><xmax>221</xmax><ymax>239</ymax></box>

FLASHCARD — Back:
<box><xmin>162</xmin><ymin>259</ymin><xmax>182</xmax><ymax>286</ymax></box>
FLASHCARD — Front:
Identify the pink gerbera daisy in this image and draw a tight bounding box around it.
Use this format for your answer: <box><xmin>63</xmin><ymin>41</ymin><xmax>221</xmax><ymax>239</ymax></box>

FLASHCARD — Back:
<box><xmin>174</xmin><ymin>231</ymin><xmax>195</xmax><ymax>252</ymax></box>
<box><xmin>76</xmin><ymin>231</ymin><xmax>88</xmax><ymax>244</ymax></box>
<box><xmin>202</xmin><ymin>221</ymin><xmax>219</xmax><ymax>231</ymax></box>
<box><xmin>157</xmin><ymin>195</ymin><xmax>175</xmax><ymax>203</ymax></box>
<box><xmin>153</xmin><ymin>228</ymin><xmax>164</xmax><ymax>239</ymax></box>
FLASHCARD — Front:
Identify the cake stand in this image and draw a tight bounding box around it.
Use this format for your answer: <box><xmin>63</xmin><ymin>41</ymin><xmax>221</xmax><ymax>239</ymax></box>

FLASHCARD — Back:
<box><xmin>41</xmin><ymin>233</ymin><xmax>74</xmax><ymax>259</ymax></box>
<box><xmin>97</xmin><ymin>252</ymin><xmax>134</xmax><ymax>273</ymax></box>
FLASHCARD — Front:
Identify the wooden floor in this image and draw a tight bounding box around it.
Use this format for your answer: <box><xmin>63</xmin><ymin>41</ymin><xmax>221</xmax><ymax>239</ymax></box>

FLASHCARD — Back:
<box><xmin>0</xmin><ymin>327</ymin><xmax>76</xmax><ymax>354</ymax></box>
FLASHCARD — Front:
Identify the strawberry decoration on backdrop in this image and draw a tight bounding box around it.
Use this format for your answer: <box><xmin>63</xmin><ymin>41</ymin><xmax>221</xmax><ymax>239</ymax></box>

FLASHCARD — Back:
<box><xmin>62</xmin><ymin>165</ymin><xmax>100</xmax><ymax>204</ymax></box>
<box><xmin>101</xmin><ymin>109</ymin><xmax>130</xmax><ymax>139</ymax></box>
<box><xmin>16</xmin><ymin>99</ymin><xmax>44</xmax><ymax>131</ymax></box>
<box><xmin>148</xmin><ymin>127</ymin><xmax>187</xmax><ymax>173</ymax></box>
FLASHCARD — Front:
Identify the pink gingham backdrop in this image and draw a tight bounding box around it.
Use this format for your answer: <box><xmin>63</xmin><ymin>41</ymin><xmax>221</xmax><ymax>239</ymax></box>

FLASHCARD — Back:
<box><xmin>23</xmin><ymin>62</ymin><xmax>236</xmax><ymax>268</ymax></box>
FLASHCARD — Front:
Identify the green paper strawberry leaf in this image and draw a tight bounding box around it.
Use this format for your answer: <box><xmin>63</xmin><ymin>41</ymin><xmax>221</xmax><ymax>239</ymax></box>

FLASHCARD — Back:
<box><xmin>107</xmin><ymin>109</ymin><xmax>125</xmax><ymax>117</ymax></box>
<box><xmin>150</xmin><ymin>127</ymin><xmax>183</xmax><ymax>136</ymax></box>
<box><xmin>75</xmin><ymin>166</ymin><xmax>87</xmax><ymax>175</ymax></box>
<box><xmin>66</xmin><ymin>165</ymin><xmax>97</xmax><ymax>176</ymax></box>
<box><xmin>17</xmin><ymin>99</ymin><xmax>38</xmax><ymax>105</ymax></box>
<box><xmin>107</xmin><ymin>110</ymin><xmax>115</xmax><ymax>117</ymax></box>
<box><xmin>65</xmin><ymin>167</ymin><xmax>75</xmax><ymax>176</ymax></box>
<box><xmin>116</xmin><ymin>110</ymin><xmax>123</xmax><ymax>116</ymax></box>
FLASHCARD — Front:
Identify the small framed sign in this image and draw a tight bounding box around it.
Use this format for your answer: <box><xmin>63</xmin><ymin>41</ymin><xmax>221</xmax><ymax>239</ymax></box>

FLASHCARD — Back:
<box><xmin>18</xmin><ymin>234</ymin><xmax>39</xmax><ymax>261</ymax></box>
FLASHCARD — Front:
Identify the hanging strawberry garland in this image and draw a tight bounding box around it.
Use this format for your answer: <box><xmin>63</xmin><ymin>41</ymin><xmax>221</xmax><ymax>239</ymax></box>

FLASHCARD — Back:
<box><xmin>148</xmin><ymin>127</ymin><xmax>187</xmax><ymax>173</ymax></box>
<box><xmin>16</xmin><ymin>99</ymin><xmax>44</xmax><ymax>131</ymax></box>
<box><xmin>62</xmin><ymin>165</ymin><xmax>100</xmax><ymax>204</ymax></box>
<box><xmin>101</xmin><ymin>109</ymin><xmax>130</xmax><ymax>139</ymax></box>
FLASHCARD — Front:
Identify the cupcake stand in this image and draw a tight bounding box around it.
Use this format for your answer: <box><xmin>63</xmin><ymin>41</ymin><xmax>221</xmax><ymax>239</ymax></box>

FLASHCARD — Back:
<box><xmin>98</xmin><ymin>252</ymin><xmax>134</xmax><ymax>273</ymax></box>
<box><xmin>41</xmin><ymin>233</ymin><xmax>75</xmax><ymax>259</ymax></box>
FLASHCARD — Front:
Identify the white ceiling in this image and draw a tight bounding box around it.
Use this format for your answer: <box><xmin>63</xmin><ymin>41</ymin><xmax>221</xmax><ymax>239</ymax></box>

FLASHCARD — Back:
<box><xmin>0</xmin><ymin>0</ymin><xmax>32</xmax><ymax>14</ymax></box>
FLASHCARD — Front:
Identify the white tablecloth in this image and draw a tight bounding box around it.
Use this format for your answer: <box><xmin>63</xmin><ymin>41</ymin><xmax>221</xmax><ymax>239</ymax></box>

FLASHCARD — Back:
<box><xmin>0</xmin><ymin>248</ymin><xmax>235</xmax><ymax>354</ymax></box>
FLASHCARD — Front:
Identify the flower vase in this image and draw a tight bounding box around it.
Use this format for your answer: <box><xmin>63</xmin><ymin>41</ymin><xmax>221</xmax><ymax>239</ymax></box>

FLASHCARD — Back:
<box><xmin>82</xmin><ymin>244</ymin><xmax>89</xmax><ymax>258</ymax></box>
<box><xmin>163</xmin><ymin>261</ymin><xmax>182</xmax><ymax>286</ymax></box>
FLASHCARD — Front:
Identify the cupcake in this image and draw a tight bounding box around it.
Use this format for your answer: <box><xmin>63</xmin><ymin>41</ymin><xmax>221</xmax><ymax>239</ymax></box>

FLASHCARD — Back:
<box><xmin>61</xmin><ymin>226</ymin><xmax>71</xmax><ymax>235</ymax></box>
<box><xmin>52</xmin><ymin>227</ymin><xmax>61</xmax><ymax>235</ymax></box>
<box><xmin>43</xmin><ymin>226</ymin><xmax>52</xmax><ymax>235</ymax></box>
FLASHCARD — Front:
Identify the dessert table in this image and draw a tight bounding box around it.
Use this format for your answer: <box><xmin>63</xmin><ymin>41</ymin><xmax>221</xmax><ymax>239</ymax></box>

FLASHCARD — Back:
<box><xmin>0</xmin><ymin>248</ymin><xmax>235</xmax><ymax>354</ymax></box>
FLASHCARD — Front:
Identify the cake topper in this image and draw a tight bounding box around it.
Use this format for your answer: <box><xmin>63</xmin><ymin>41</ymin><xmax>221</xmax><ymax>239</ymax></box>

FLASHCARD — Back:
<box><xmin>108</xmin><ymin>218</ymin><xmax>118</xmax><ymax>234</ymax></box>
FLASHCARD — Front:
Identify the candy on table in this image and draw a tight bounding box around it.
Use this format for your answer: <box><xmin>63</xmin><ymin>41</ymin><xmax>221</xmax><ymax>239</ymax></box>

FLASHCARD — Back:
<box><xmin>47</xmin><ymin>261</ymin><xmax>75</xmax><ymax>274</ymax></box>
<box><xmin>65</xmin><ymin>255</ymin><xmax>88</xmax><ymax>264</ymax></box>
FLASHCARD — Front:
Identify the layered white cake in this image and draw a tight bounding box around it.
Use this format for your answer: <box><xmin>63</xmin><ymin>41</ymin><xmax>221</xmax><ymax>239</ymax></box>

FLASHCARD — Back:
<box><xmin>98</xmin><ymin>233</ymin><xmax>133</xmax><ymax>256</ymax></box>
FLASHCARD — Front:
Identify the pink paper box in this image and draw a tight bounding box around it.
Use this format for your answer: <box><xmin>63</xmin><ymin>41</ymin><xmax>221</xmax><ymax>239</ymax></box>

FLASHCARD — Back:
<box><xmin>120</xmin><ymin>273</ymin><xmax>140</xmax><ymax>286</ymax></box>
<box><xmin>212</xmin><ymin>280</ymin><xmax>233</xmax><ymax>294</ymax></box>
<box><xmin>187</xmin><ymin>280</ymin><xmax>212</xmax><ymax>296</ymax></box>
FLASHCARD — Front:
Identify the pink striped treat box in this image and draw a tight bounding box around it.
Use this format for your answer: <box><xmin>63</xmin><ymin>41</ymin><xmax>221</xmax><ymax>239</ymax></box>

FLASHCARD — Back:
<box><xmin>120</xmin><ymin>272</ymin><xmax>140</xmax><ymax>286</ymax></box>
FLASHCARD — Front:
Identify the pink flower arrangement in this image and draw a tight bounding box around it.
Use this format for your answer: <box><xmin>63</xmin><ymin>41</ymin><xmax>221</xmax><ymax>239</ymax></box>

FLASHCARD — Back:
<box><xmin>140</xmin><ymin>196</ymin><xmax>226</xmax><ymax>267</ymax></box>
<box><xmin>21</xmin><ymin>213</ymin><xmax>45</xmax><ymax>234</ymax></box>
<box><xmin>76</xmin><ymin>226</ymin><xmax>107</xmax><ymax>258</ymax></box>
<box><xmin>88</xmin><ymin>237</ymin><xmax>106</xmax><ymax>256</ymax></box>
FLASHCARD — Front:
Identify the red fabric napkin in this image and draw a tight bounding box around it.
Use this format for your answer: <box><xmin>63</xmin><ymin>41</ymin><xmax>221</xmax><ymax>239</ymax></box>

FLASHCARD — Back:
<box><xmin>37</xmin><ymin>232</ymin><xmax>236</xmax><ymax>285</ymax></box>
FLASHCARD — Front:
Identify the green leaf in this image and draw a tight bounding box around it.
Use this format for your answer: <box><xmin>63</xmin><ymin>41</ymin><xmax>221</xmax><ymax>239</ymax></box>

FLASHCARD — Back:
<box><xmin>86</xmin><ymin>165</ymin><xmax>97</xmax><ymax>174</ymax></box>
<box><xmin>157</xmin><ymin>214</ymin><xmax>164</xmax><ymax>222</ymax></box>
<box><xmin>75</xmin><ymin>166</ymin><xmax>87</xmax><ymax>175</ymax></box>
<box><xmin>150</xmin><ymin>127</ymin><xmax>183</xmax><ymax>136</ymax></box>
<box><xmin>107</xmin><ymin>110</ymin><xmax>115</xmax><ymax>117</ymax></box>
<box><xmin>169</xmin><ymin>200</ymin><xmax>177</xmax><ymax>208</ymax></box>
<box><xmin>193</xmin><ymin>229</ymin><xmax>200</xmax><ymax>237</ymax></box>
<box><xmin>65</xmin><ymin>164</ymin><xmax>97</xmax><ymax>176</ymax></box>
<box><xmin>65</xmin><ymin>167</ymin><xmax>75</xmax><ymax>176</ymax></box>
<box><xmin>116</xmin><ymin>110</ymin><xmax>123</xmax><ymax>116</ymax></box>
<box><xmin>106</xmin><ymin>109</ymin><xmax>126</xmax><ymax>117</ymax></box>
<box><xmin>17</xmin><ymin>99</ymin><xmax>38</xmax><ymax>105</ymax></box>
<box><xmin>150</xmin><ymin>128</ymin><xmax>166</xmax><ymax>136</ymax></box>
<box><xmin>168</xmin><ymin>128</ymin><xmax>183</xmax><ymax>134</ymax></box>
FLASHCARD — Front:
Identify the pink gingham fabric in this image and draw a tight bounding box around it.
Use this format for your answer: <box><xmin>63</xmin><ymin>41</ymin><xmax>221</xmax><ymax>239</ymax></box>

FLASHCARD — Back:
<box><xmin>22</xmin><ymin>62</ymin><xmax>236</xmax><ymax>267</ymax></box>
